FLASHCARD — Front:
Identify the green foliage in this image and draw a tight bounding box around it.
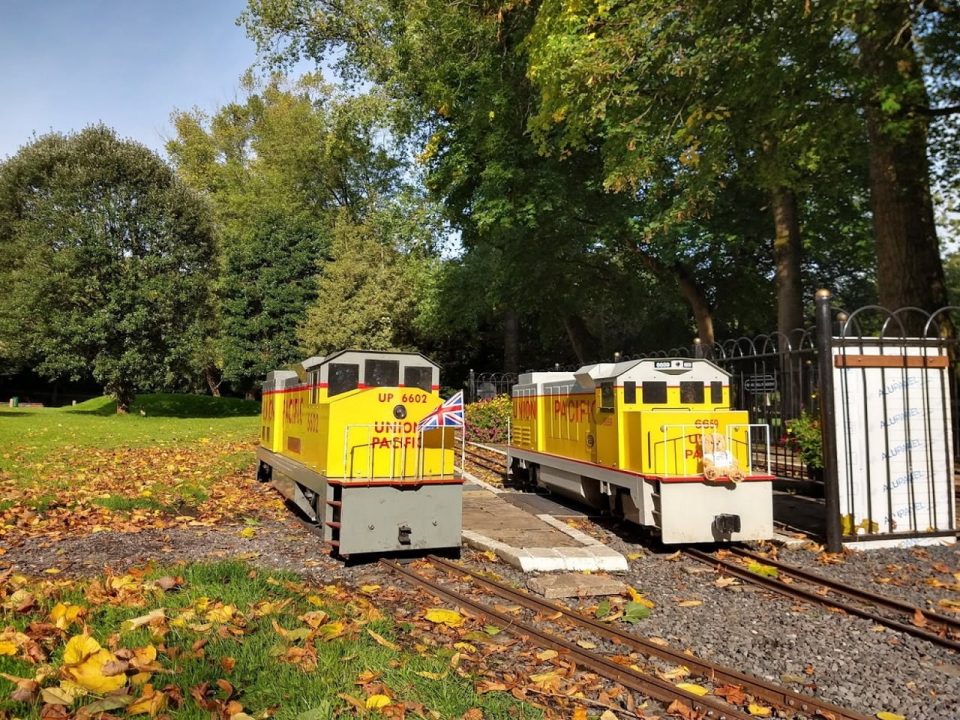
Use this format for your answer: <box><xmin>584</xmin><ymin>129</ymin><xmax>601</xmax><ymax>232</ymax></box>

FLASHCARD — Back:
<box><xmin>465</xmin><ymin>395</ymin><xmax>512</xmax><ymax>444</ymax></box>
<box><xmin>298</xmin><ymin>200</ymin><xmax>438</xmax><ymax>355</ymax></box>
<box><xmin>786</xmin><ymin>411</ymin><xmax>823</xmax><ymax>472</ymax></box>
<box><xmin>0</xmin><ymin>126</ymin><xmax>216</xmax><ymax>410</ymax></box>
<box><xmin>168</xmin><ymin>76</ymin><xmax>410</xmax><ymax>392</ymax></box>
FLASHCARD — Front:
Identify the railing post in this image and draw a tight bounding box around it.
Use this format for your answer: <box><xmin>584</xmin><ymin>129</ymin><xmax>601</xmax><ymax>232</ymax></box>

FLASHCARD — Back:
<box><xmin>468</xmin><ymin>368</ymin><xmax>475</xmax><ymax>404</ymax></box>
<box><xmin>816</xmin><ymin>289</ymin><xmax>842</xmax><ymax>552</ymax></box>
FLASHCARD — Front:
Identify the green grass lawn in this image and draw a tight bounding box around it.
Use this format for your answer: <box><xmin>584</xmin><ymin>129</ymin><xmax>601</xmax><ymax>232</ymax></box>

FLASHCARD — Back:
<box><xmin>0</xmin><ymin>562</ymin><xmax>540</xmax><ymax>719</ymax></box>
<box><xmin>0</xmin><ymin>394</ymin><xmax>547</xmax><ymax>718</ymax></box>
<box><xmin>0</xmin><ymin>394</ymin><xmax>260</xmax><ymax>474</ymax></box>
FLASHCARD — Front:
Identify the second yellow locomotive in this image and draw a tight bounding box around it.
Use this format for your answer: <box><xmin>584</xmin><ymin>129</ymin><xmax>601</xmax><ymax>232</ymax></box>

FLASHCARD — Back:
<box><xmin>510</xmin><ymin>357</ymin><xmax>773</xmax><ymax>543</ymax></box>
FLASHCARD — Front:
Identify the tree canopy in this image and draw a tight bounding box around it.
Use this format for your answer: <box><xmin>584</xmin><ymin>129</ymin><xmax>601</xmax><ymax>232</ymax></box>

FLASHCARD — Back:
<box><xmin>0</xmin><ymin>126</ymin><xmax>216</xmax><ymax>411</ymax></box>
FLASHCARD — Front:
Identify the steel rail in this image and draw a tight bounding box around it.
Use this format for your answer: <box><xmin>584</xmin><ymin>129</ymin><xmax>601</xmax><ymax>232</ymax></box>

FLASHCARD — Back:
<box><xmin>427</xmin><ymin>556</ymin><xmax>871</xmax><ymax>720</ymax></box>
<box><xmin>683</xmin><ymin>548</ymin><xmax>960</xmax><ymax>653</ymax></box>
<box><xmin>727</xmin><ymin>547</ymin><xmax>960</xmax><ymax>635</ymax></box>
<box><xmin>382</xmin><ymin>559</ymin><xmax>753</xmax><ymax>720</ymax></box>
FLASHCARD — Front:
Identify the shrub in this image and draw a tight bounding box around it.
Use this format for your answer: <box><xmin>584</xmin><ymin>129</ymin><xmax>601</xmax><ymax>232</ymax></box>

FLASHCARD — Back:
<box><xmin>786</xmin><ymin>411</ymin><xmax>823</xmax><ymax>471</ymax></box>
<box><xmin>465</xmin><ymin>395</ymin><xmax>512</xmax><ymax>443</ymax></box>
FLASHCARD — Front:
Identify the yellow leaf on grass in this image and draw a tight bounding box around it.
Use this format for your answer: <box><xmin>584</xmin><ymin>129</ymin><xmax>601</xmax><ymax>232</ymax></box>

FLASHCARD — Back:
<box><xmin>122</xmin><ymin>608</ymin><xmax>165</xmax><ymax>633</ymax></box>
<box><xmin>128</xmin><ymin>684</ymin><xmax>167</xmax><ymax>716</ymax></box>
<box><xmin>239</xmin><ymin>527</ymin><xmax>256</xmax><ymax>539</ymax></box>
<box><xmin>676</xmin><ymin>682</ymin><xmax>709</xmax><ymax>696</ymax></box>
<box><xmin>62</xmin><ymin>635</ymin><xmax>126</xmax><ymax>694</ymax></box>
<box><xmin>367</xmin><ymin>629</ymin><xmax>399</xmax><ymax>651</ymax></box>
<box><xmin>316</xmin><ymin>620</ymin><xmax>346</xmax><ymax>640</ymax></box>
<box><xmin>748</xmin><ymin>703</ymin><xmax>772</xmax><ymax>717</ymax></box>
<box><xmin>205</xmin><ymin>604</ymin><xmax>237</xmax><ymax>624</ymax></box>
<box><xmin>416</xmin><ymin>670</ymin><xmax>448</xmax><ymax>680</ymax></box>
<box><xmin>0</xmin><ymin>641</ymin><xmax>17</xmax><ymax>656</ymax></box>
<box><xmin>49</xmin><ymin>603</ymin><xmax>84</xmax><ymax>629</ymax></box>
<box><xmin>454</xmin><ymin>642</ymin><xmax>477</xmax><ymax>653</ymax></box>
<box><xmin>365</xmin><ymin>694</ymin><xmax>391</xmax><ymax>709</ymax></box>
<box><xmin>876</xmin><ymin>713</ymin><xmax>906</xmax><ymax>720</ymax></box>
<box><xmin>424</xmin><ymin>608</ymin><xmax>464</xmax><ymax>627</ymax></box>
<box><xmin>360</xmin><ymin>584</ymin><xmax>381</xmax><ymax>594</ymax></box>
<box><xmin>307</xmin><ymin>595</ymin><xmax>325</xmax><ymax>606</ymax></box>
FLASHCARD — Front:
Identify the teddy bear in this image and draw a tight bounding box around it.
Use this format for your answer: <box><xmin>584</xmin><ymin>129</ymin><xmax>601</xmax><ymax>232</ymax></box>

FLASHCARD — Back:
<box><xmin>701</xmin><ymin>432</ymin><xmax>744</xmax><ymax>483</ymax></box>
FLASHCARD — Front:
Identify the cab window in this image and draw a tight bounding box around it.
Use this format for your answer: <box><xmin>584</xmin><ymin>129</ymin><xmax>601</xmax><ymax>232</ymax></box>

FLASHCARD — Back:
<box><xmin>623</xmin><ymin>381</ymin><xmax>637</xmax><ymax>404</ymax></box>
<box><xmin>711</xmin><ymin>381</ymin><xmax>723</xmax><ymax>404</ymax></box>
<box><xmin>600</xmin><ymin>381</ymin><xmax>615</xmax><ymax>412</ymax></box>
<box><xmin>404</xmin><ymin>366</ymin><xmax>433</xmax><ymax>392</ymax></box>
<box><xmin>328</xmin><ymin>363</ymin><xmax>359</xmax><ymax>397</ymax></box>
<box><xmin>642</xmin><ymin>381</ymin><xmax>667</xmax><ymax>404</ymax></box>
<box><xmin>365</xmin><ymin>359</ymin><xmax>400</xmax><ymax>387</ymax></box>
<box><xmin>680</xmin><ymin>381</ymin><xmax>704</xmax><ymax>404</ymax></box>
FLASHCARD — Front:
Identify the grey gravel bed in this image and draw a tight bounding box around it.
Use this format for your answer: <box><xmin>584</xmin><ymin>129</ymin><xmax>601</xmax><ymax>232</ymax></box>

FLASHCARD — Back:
<box><xmin>460</xmin><ymin>522</ymin><xmax>960</xmax><ymax>720</ymax></box>
<box><xmin>777</xmin><ymin>542</ymin><xmax>960</xmax><ymax>614</ymax></box>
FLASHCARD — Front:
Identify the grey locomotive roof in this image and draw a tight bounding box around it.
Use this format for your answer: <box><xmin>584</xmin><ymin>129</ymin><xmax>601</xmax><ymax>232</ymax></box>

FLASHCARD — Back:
<box><xmin>316</xmin><ymin>349</ymin><xmax>440</xmax><ymax>369</ymax></box>
<box><xmin>515</xmin><ymin>357</ymin><xmax>729</xmax><ymax>393</ymax></box>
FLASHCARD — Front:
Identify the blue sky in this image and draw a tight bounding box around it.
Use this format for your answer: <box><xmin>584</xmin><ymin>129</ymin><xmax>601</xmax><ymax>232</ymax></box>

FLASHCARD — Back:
<box><xmin>0</xmin><ymin>0</ymin><xmax>265</xmax><ymax>160</ymax></box>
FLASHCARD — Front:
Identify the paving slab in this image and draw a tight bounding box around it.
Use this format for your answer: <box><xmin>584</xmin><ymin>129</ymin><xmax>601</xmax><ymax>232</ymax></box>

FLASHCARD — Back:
<box><xmin>461</xmin><ymin>489</ymin><xmax>628</xmax><ymax>573</ymax></box>
<box><xmin>527</xmin><ymin>572</ymin><xmax>626</xmax><ymax>599</ymax></box>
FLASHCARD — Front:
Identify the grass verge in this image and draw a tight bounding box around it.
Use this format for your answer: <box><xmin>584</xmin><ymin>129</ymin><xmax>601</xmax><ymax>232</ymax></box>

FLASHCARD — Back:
<box><xmin>0</xmin><ymin>561</ymin><xmax>540</xmax><ymax>719</ymax></box>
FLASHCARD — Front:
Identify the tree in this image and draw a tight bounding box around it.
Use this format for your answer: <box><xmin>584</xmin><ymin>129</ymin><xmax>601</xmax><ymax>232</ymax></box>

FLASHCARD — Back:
<box><xmin>525</xmin><ymin>1</ymin><xmax>871</xmax><ymax>341</ymax></box>
<box><xmin>0</xmin><ymin>126</ymin><xmax>216</xmax><ymax>412</ymax></box>
<box><xmin>299</xmin><ymin>208</ymin><xmax>437</xmax><ymax>354</ymax></box>
<box><xmin>168</xmin><ymin>75</ymin><xmax>404</xmax><ymax>394</ymax></box>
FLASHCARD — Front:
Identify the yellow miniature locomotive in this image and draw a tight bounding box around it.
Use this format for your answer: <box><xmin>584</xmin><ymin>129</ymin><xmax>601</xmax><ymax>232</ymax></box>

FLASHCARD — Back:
<box><xmin>257</xmin><ymin>350</ymin><xmax>462</xmax><ymax>556</ymax></box>
<box><xmin>510</xmin><ymin>358</ymin><xmax>773</xmax><ymax>543</ymax></box>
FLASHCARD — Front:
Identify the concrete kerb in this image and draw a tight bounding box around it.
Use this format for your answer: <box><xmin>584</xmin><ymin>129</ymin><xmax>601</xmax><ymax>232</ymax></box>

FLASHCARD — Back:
<box><xmin>456</xmin><ymin>467</ymin><xmax>505</xmax><ymax>494</ymax></box>
<box><xmin>461</xmin><ymin>523</ymin><xmax>628</xmax><ymax>573</ymax></box>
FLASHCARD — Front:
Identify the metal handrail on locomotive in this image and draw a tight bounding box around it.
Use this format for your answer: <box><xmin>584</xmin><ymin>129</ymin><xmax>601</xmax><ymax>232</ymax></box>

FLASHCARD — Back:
<box><xmin>256</xmin><ymin>350</ymin><xmax>463</xmax><ymax>556</ymax></box>
<box><xmin>509</xmin><ymin>357</ymin><xmax>774</xmax><ymax>543</ymax></box>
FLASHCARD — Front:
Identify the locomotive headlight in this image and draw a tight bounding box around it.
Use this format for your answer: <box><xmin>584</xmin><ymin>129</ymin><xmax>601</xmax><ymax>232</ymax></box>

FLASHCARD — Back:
<box><xmin>393</xmin><ymin>404</ymin><xmax>407</xmax><ymax>419</ymax></box>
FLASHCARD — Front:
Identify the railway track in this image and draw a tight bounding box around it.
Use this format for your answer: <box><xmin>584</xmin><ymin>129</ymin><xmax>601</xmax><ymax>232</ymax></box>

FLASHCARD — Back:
<box><xmin>383</xmin><ymin>555</ymin><xmax>871</xmax><ymax>720</ymax></box>
<box><xmin>683</xmin><ymin>547</ymin><xmax>960</xmax><ymax>653</ymax></box>
<box><xmin>462</xmin><ymin>443</ymin><xmax>509</xmax><ymax>479</ymax></box>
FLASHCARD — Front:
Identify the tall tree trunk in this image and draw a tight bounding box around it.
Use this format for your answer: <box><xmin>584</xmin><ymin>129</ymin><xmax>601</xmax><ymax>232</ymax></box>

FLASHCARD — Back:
<box><xmin>204</xmin><ymin>365</ymin><xmax>222</xmax><ymax>397</ymax></box>
<box><xmin>629</xmin><ymin>244</ymin><xmax>715</xmax><ymax>348</ymax></box>
<box><xmin>772</xmin><ymin>187</ymin><xmax>804</xmax><ymax>340</ymax></box>
<box><xmin>503</xmin><ymin>308</ymin><xmax>519</xmax><ymax>375</ymax></box>
<box><xmin>772</xmin><ymin>187</ymin><xmax>804</xmax><ymax>420</ymax></box>
<box><xmin>563</xmin><ymin>314</ymin><xmax>599</xmax><ymax>364</ymax></box>
<box><xmin>857</xmin><ymin>2</ymin><xmax>948</xmax><ymax>333</ymax></box>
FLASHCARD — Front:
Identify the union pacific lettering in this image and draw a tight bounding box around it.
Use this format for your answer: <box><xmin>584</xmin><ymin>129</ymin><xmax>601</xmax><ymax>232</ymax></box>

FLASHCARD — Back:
<box><xmin>514</xmin><ymin>398</ymin><xmax>537</xmax><ymax>421</ymax></box>
<box><xmin>371</xmin><ymin>420</ymin><xmax>423</xmax><ymax>450</ymax></box>
<box><xmin>554</xmin><ymin>397</ymin><xmax>595</xmax><ymax>422</ymax></box>
<box><xmin>283</xmin><ymin>395</ymin><xmax>304</xmax><ymax>424</ymax></box>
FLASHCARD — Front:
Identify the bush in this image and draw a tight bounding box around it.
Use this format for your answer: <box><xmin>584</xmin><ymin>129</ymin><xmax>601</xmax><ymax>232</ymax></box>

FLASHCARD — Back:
<box><xmin>786</xmin><ymin>411</ymin><xmax>823</xmax><ymax>471</ymax></box>
<box><xmin>465</xmin><ymin>395</ymin><xmax>512</xmax><ymax>443</ymax></box>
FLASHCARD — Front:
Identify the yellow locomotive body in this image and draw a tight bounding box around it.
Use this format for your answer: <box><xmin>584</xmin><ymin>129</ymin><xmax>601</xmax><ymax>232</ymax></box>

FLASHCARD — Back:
<box><xmin>256</xmin><ymin>350</ymin><xmax>462</xmax><ymax>556</ymax></box>
<box><xmin>510</xmin><ymin>358</ymin><xmax>773</xmax><ymax>543</ymax></box>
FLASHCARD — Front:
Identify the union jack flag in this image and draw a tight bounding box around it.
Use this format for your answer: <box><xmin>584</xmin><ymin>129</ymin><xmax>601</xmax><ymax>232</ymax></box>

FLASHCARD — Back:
<box><xmin>418</xmin><ymin>390</ymin><xmax>464</xmax><ymax>429</ymax></box>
